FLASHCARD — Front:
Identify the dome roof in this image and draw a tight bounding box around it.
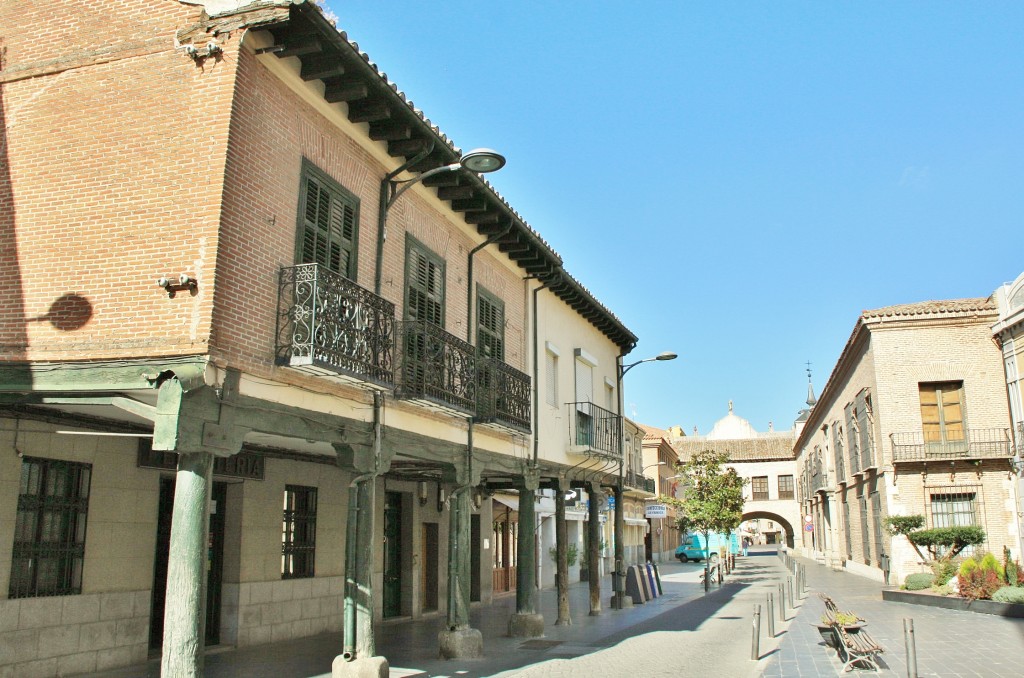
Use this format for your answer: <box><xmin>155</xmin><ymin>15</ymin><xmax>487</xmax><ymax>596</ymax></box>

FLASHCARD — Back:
<box><xmin>706</xmin><ymin>401</ymin><xmax>758</xmax><ymax>440</ymax></box>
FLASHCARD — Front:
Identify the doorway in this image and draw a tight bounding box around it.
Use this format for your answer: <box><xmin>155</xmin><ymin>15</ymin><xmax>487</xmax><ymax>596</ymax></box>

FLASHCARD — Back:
<box><xmin>150</xmin><ymin>478</ymin><xmax>226</xmax><ymax>649</ymax></box>
<box><xmin>421</xmin><ymin>522</ymin><xmax>438</xmax><ymax>612</ymax></box>
<box><xmin>383</xmin><ymin>491</ymin><xmax>403</xmax><ymax>618</ymax></box>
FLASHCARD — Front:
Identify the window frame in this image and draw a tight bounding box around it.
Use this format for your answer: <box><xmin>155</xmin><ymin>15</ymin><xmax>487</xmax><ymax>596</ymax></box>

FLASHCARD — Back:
<box><xmin>403</xmin><ymin>235</ymin><xmax>446</xmax><ymax>325</ymax></box>
<box><xmin>281</xmin><ymin>484</ymin><xmax>318</xmax><ymax>580</ymax></box>
<box><xmin>545</xmin><ymin>347</ymin><xmax>559</xmax><ymax>407</ymax></box>
<box><xmin>777</xmin><ymin>474</ymin><xmax>795</xmax><ymax>500</ymax></box>
<box><xmin>476</xmin><ymin>285</ymin><xmax>505</xmax><ymax>360</ymax></box>
<box><xmin>10</xmin><ymin>456</ymin><xmax>92</xmax><ymax>599</ymax></box>
<box><xmin>295</xmin><ymin>158</ymin><xmax>360</xmax><ymax>279</ymax></box>
<box><xmin>918</xmin><ymin>381</ymin><xmax>966</xmax><ymax>446</ymax></box>
<box><xmin>751</xmin><ymin>475</ymin><xmax>769</xmax><ymax>501</ymax></box>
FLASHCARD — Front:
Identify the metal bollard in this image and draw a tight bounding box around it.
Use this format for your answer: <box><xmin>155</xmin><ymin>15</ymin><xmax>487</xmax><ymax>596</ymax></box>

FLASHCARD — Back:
<box><xmin>788</xmin><ymin>576</ymin><xmax>795</xmax><ymax>606</ymax></box>
<box><xmin>904</xmin><ymin>618</ymin><xmax>918</xmax><ymax>678</ymax></box>
<box><xmin>767</xmin><ymin>593</ymin><xmax>776</xmax><ymax>637</ymax></box>
<box><xmin>779</xmin><ymin>582</ymin><xmax>786</xmax><ymax>619</ymax></box>
<box><xmin>751</xmin><ymin>605</ymin><xmax>761</xmax><ymax>660</ymax></box>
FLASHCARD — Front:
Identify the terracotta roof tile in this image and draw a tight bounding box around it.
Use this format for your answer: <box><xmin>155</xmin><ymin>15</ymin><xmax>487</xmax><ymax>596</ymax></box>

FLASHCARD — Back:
<box><xmin>862</xmin><ymin>296</ymin><xmax>995</xmax><ymax>320</ymax></box>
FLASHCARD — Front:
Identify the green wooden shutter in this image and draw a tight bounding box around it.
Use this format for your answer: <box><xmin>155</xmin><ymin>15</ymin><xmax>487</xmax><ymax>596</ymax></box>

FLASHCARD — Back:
<box><xmin>405</xmin><ymin>240</ymin><xmax>444</xmax><ymax>324</ymax></box>
<box><xmin>299</xmin><ymin>165</ymin><xmax>358</xmax><ymax>279</ymax></box>
<box><xmin>477</xmin><ymin>290</ymin><xmax>504</xmax><ymax>360</ymax></box>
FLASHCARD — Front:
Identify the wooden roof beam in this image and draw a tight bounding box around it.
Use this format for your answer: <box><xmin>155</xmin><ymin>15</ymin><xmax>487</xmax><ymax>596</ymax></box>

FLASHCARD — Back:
<box><xmin>348</xmin><ymin>99</ymin><xmax>391</xmax><ymax>123</ymax></box>
<box><xmin>437</xmin><ymin>185</ymin><xmax>476</xmax><ymax>201</ymax></box>
<box><xmin>324</xmin><ymin>77</ymin><xmax>369</xmax><ymax>103</ymax></box>
<box><xmin>387</xmin><ymin>137</ymin><xmax>431</xmax><ymax>158</ymax></box>
<box><xmin>451</xmin><ymin>198</ymin><xmax>488</xmax><ymax>212</ymax></box>
<box><xmin>300</xmin><ymin>53</ymin><xmax>345</xmax><ymax>81</ymax></box>
<box><xmin>464</xmin><ymin>211</ymin><xmax>500</xmax><ymax>225</ymax></box>
<box><xmin>369</xmin><ymin>120</ymin><xmax>412</xmax><ymax>141</ymax></box>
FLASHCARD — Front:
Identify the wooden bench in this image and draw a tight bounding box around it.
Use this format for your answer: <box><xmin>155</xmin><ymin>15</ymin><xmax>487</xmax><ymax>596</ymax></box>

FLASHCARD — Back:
<box><xmin>819</xmin><ymin>593</ymin><xmax>866</xmax><ymax>623</ymax></box>
<box><xmin>829</xmin><ymin>621</ymin><xmax>884</xmax><ymax>672</ymax></box>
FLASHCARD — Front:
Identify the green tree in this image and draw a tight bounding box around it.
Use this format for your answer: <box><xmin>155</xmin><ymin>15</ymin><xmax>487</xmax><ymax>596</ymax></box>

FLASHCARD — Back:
<box><xmin>664</xmin><ymin>449</ymin><xmax>746</xmax><ymax>588</ymax></box>
<box><xmin>885</xmin><ymin>515</ymin><xmax>986</xmax><ymax>563</ymax></box>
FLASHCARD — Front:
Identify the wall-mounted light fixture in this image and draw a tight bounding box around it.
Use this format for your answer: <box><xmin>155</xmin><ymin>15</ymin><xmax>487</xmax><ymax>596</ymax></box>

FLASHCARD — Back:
<box><xmin>418</xmin><ymin>481</ymin><xmax>428</xmax><ymax>507</ymax></box>
<box><xmin>437</xmin><ymin>484</ymin><xmax>447</xmax><ymax>513</ymax></box>
<box><xmin>157</xmin><ymin>274</ymin><xmax>198</xmax><ymax>298</ymax></box>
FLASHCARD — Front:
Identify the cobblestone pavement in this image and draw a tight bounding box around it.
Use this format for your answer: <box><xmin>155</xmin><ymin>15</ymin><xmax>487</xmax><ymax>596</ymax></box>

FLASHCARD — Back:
<box><xmin>760</xmin><ymin>552</ymin><xmax>1024</xmax><ymax>678</ymax></box>
<box><xmin>87</xmin><ymin>548</ymin><xmax>1024</xmax><ymax>677</ymax></box>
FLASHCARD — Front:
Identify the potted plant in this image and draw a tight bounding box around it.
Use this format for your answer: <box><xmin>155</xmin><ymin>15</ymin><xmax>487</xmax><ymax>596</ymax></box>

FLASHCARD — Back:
<box><xmin>815</xmin><ymin>611</ymin><xmax>864</xmax><ymax>646</ymax></box>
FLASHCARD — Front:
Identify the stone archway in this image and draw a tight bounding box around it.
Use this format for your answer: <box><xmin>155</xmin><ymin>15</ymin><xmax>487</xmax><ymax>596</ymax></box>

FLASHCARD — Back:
<box><xmin>742</xmin><ymin>511</ymin><xmax>796</xmax><ymax>548</ymax></box>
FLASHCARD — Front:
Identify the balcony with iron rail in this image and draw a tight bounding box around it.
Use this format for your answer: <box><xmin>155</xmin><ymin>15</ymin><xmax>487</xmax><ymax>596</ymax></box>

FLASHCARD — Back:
<box><xmin>476</xmin><ymin>357</ymin><xmax>531</xmax><ymax>434</ymax></box>
<box><xmin>624</xmin><ymin>471</ymin><xmax>657</xmax><ymax>494</ymax></box>
<box><xmin>276</xmin><ymin>263</ymin><xmax>395</xmax><ymax>389</ymax></box>
<box><xmin>567</xmin><ymin>401</ymin><xmax>621</xmax><ymax>461</ymax></box>
<box><xmin>395</xmin><ymin>320</ymin><xmax>477</xmax><ymax>416</ymax></box>
<box><xmin>890</xmin><ymin>428</ymin><xmax>1012</xmax><ymax>463</ymax></box>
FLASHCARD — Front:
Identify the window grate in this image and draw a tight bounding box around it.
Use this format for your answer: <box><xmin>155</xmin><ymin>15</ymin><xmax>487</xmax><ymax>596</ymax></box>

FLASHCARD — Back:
<box><xmin>10</xmin><ymin>457</ymin><xmax>92</xmax><ymax>599</ymax></box>
<box><xmin>282</xmin><ymin>485</ymin><xmax>317</xmax><ymax>579</ymax></box>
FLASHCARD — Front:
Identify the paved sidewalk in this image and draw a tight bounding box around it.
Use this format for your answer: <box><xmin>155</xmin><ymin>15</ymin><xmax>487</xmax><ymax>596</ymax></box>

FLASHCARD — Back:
<box><xmin>86</xmin><ymin>555</ymin><xmax>783</xmax><ymax>678</ymax></box>
<box><xmin>760</xmin><ymin>552</ymin><xmax>1024</xmax><ymax>677</ymax></box>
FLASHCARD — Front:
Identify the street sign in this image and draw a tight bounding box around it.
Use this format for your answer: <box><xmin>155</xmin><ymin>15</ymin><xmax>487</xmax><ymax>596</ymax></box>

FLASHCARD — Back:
<box><xmin>645</xmin><ymin>504</ymin><xmax>668</xmax><ymax>518</ymax></box>
<box><xmin>804</xmin><ymin>523</ymin><xmax>814</xmax><ymax>532</ymax></box>
<box><xmin>804</xmin><ymin>514</ymin><xmax>813</xmax><ymax>523</ymax></box>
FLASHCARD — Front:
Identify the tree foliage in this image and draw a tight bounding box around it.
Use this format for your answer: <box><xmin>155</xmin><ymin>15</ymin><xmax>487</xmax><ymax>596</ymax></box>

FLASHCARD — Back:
<box><xmin>664</xmin><ymin>449</ymin><xmax>746</xmax><ymax>579</ymax></box>
<box><xmin>885</xmin><ymin>514</ymin><xmax>985</xmax><ymax>563</ymax></box>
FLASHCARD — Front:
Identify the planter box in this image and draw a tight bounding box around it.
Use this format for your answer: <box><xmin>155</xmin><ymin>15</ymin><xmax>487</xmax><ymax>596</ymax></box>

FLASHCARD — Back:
<box><xmin>882</xmin><ymin>588</ymin><xmax>1024</xmax><ymax>618</ymax></box>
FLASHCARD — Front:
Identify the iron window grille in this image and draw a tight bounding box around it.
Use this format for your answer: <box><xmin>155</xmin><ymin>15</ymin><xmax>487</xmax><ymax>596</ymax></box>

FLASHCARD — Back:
<box><xmin>832</xmin><ymin>422</ymin><xmax>846</xmax><ymax>484</ymax></box>
<box><xmin>871</xmin><ymin>490</ymin><xmax>885</xmax><ymax>567</ymax></box>
<box><xmin>859</xmin><ymin>494</ymin><xmax>872</xmax><ymax>565</ymax></box>
<box><xmin>926</xmin><ymin>485</ymin><xmax>983</xmax><ymax>557</ymax></box>
<box><xmin>282</xmin><ymin>485</ymin><xmax>317</xmax><ymax>579</ymax></box>
<box><xmin>10</xmin><ymin>457</ymin><xmax>92</xmax><ymax>599</ymax></box>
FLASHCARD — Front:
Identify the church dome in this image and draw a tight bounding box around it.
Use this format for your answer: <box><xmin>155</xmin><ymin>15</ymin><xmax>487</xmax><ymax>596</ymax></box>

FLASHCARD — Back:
<box><xmin>706</xmin><ymin>401</ymin><xmax>758</xmax><ymax>440</ymax></box>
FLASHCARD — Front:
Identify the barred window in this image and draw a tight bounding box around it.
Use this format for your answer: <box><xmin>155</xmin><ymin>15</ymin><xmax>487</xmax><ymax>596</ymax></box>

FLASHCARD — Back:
<box><xmin>298</xmin><ymin>160</ymin><xmax>359</xmax><ymax>278</ymax></box>
<box><xmin>777</xmin><ymin>475</ymin><xmax>795</xmax><ymax>500</ymax></box>
<box><xmin>751</xmin><ymin>476</ymin><xmax>769</xmax><ymax>501</ymax></box>
<box><xmin>282</xmin><ymin>485</ymin><xmax>317</xmax><ymax>579</ymax></box>
<box><xmin>10</xmin><ymin>457</ymin><xmax>92</xmax><ymax>598</ymax></box>
<box><xmin>928</xmin><ymin>487</ymin><xmax>980</xmax><ymax>557</ymax></box>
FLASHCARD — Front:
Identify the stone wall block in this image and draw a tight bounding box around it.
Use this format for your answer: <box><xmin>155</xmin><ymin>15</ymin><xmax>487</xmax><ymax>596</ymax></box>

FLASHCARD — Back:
<box><xmin>115</xmin><ymin>618</ymin><xmax>148</xmax><ymax>647</ymax></box>
<box><xmin>36</xmin><ymin>624</ymin><xmax>81</xmax><ymax>659</ymax></box>
<box><xmin>247</xmin><ymin>625</ymin><xmax>271</xmax><ymax>646</ymax></box>
<box><xmin>292</xmin><ymin>619</ymin><xmax>310</xmax><ymax>639</ymax></box>
<box><xmin>131</xmin><ymin>591</ymin><xmax>152</xmax><ymax>619</ymax></box>
<box><xmin>61</xmin><ymin>595</ymin><xmax>100</xmax><ymax>626</ymax></box>
<box><xmin>239</xmin><ymin>605</ymin><xmax>261</xmax><ymax>629</ymax></box>
<box><xmin>11</xmin><ymin>657</ymin><xmax>57</xmax><ymax>678</ymax></box>
<box><xmin>17</xmin><ymin>597</ymin><xmax>63</xmax><ymax>630</ymax></box>
<box><xmin>0</xmin><ymin>629</ymin><xmax>40</xmax><ymax>664</ymax></box>
<box><xmin>301</xmin><ymin>598</ymin><xmax>320</xmax><ymax>620</ymax></box>
<box><xmin>0</xmin><ymin>601</ymin><xmax>18</xmax><ymax>632</ymax></box>
<box><xmin>79</xmin><ymin>620</ymin><xmax>117</xmax><ymax>652</ymax></box>
<box><xmin>280</xmin><ymin>599</ymin><xmax>301</xmax><ymax>623</ymax></box>
<box><xmin>100</xmin><ymin>592</ymin><xmax>135</xmax><ymax>621</ymax></box>
<box><xmin>270</xmin><ymin>621</ymin><xmax>293</xmax><ymax>643</ymax></box>
<box><xmin>271</xmin><ymin>579</ymin><xmax>293</xmax><ymax>603</ymax></box>
<box><xmin>310</xmin><ymin>577</ymin><xmax>331</xmax><ymax>599</ymax></box>
<box><xmin>260</xmin><ymin>602</ymin><xmax>283</xmax><ymax>625</ymax></box>
<box><xmin>291</xmin><ymin>578</ymin><xmax>312</xmax><ymax>600</ymax></box>
<box><xmin>57</xmin><ymin>650</ymin><xmax>98</xmax><ymax>676</ymax></box>
<box><xmin>95</xmin><ymin>645</ymin><xmax>133</xmax><ymax>671</ymax></box>
<box><xmin>249</xmin><ymin>581</ymin><xmax>272</xmax><ymax>604</ymax></box>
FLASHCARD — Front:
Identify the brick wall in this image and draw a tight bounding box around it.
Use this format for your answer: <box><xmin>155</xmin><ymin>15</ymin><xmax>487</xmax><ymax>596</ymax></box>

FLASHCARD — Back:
<box><xmin>1</xmin><ymin>1</ymin><xmax>236</xmax><ymax>362</ymax></box>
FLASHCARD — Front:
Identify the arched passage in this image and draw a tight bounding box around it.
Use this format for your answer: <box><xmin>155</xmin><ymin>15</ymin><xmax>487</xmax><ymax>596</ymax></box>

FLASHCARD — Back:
<box><xmin>742</xmin><ymin>511</ymin><xmax>796</xmax><ymax>548</ymax></box>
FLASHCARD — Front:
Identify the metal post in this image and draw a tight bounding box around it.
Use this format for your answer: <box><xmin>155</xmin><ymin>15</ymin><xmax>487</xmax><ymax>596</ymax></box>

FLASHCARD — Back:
<box><xmin>904</xmin><ymin>618</ymin><xmax>918</xmax><ymax>678</ymax></box>
<box><xmin>751</xmin><ymin>605</ymin><xmax>761</xmax><ymax>660</ymax></box>
<box><xmin>788</xmin><ymin>576</ymin><xmax>795</xmax><ymax>606</ymax></box>
<box><xmin>767</xmin><ymin>593</ymin><xmax>776</xmax><ymax>637</ymax></box>
<box><xmin>779</xmin><ymin>582</ymin><xmax>786</xmax><ymax>619</ymax></box>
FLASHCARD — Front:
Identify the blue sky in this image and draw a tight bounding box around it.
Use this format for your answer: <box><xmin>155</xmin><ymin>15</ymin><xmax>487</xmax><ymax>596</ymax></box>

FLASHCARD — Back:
<box><xmin>322</xmin><ymin>1</ymin><xmax>1024</xmax><ymax>434</ymax></box>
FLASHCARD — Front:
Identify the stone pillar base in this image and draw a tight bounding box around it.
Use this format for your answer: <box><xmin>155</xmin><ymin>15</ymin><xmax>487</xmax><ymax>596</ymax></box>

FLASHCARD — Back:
<box><xmin>508</xmin><ymin>612</ymin><xmax>545</xmax><ymax>638</ymax></box>
<box><xmin>439</xmin><ymin>627</ymin><xmax>483</xmax><ymax>659</ymax></box>
<box><xmin>331</xmin><ymin>655</ymin><xmax>389</xmax><ymax>678</ymax></box>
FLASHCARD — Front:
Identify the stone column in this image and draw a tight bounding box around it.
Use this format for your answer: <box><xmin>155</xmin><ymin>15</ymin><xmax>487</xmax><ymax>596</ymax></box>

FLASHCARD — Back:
<box><xmin>439</xmin><ymin>484</ymin><xmax>481</xmax><ymax>658</ymax></box>
<box><xmin>509</xmin><ymin>484</ymin><xmax>544</xmax><ymax>637</ymax></box>
<box><xmin>555</xmin><ymin>483</ymin><xmax>571</xmax><ymax>626</ymax></box>
<box><xmin>588</xmin><ymin>482</ymin><xmax>602</xmax><ymax>616</ymax></box>
<box><xmin>161</xmin><ymin>450</ymin><xmax>213</xmax><ymax>678</ymax></box>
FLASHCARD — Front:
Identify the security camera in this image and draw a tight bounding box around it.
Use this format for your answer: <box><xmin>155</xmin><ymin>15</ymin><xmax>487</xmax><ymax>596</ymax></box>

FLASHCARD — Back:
<box><xmin>179</xmin><ymin>274</ymin><xmax>193</xmax><ymax>286</ymax></box>
<box><xmin>157</xmin><ymin>277</ymin><xmax>170</xmax><ymax>288</ymax></box>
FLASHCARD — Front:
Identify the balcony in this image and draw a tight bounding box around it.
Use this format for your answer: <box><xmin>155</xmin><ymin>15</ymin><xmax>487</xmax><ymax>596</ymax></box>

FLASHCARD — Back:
<box><xmin>567</xmin><ymin>401</ymin><xmax>621</xmax><ymax>460</ymax></box>
<box><xmin>811</xmin><ymin>471</ymin><xmax>830</xmax><ymax>493</ymax></box>
<box><xmin>276</xmin><ymin>264</ymin><xmax>395</xmax><ymax>388</ymax></box>
<box><xmin>624</xmin><ymin>471</ymin><xmax>657</xmax><ymax>494</ymax></box>
<box><xmin>890</xmin><ymin>428</ymin><xmax>1011</xmax><ymax>463</ymax></box>
<box><xmin>476</xmin><ymin>357</ymin><xmax>531</xmax><ymax>433</ymax></box>
<box><xmin>395</xmin><ymin>320</ymin><xmax>476</xmax><ymax>416</ymax></box>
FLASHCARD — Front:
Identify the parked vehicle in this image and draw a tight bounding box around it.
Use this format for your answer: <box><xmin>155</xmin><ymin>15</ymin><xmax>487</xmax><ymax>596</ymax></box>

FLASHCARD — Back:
<box><xmin>675</xmin><ymin>532</ymin><xmax>740</xmax><ymax>563</ymax></box>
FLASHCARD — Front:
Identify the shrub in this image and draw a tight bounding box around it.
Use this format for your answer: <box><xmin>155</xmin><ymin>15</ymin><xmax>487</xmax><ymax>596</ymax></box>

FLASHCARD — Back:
<box><xmin>821</xmin><ymin>611</ymin><xmax>860</xmax><ymax>626</ymax></box>
<box><xmin>958</xmin><ymin>567</ymin><xmax>1003</xmax><ymax>601</ymax></box>
<box><xmin>979</xmin><ymin>552</ymin><xmax>1005</xmax><ymax>580</ymax></box>
<box><xmin>930</xmin><ymin>559</ymin><xmax>959</xmax><ymax>585</ymax></box>
<box><xmin>991</xmin><ymin>586</ymin><xmax>1024</xmax><ymax>604</ymax></box>
<box><xmin>959</xmin><ymin>557</ymin><xmax>979</xmax><ymax>577</ymax></box>
<box><xmin>904</xmin><ymin>573</ymin><xmax>934</xmax><ymax>591</ymax></box>
<box><xmin>930</xmin><ymin>583</ymin><xmax>953</xmax><ymax>596</ymax></box>
<box><xmin>549</xmin><ymin>543</ymin><xmax>579</xmax><ymax>567</ymax></box>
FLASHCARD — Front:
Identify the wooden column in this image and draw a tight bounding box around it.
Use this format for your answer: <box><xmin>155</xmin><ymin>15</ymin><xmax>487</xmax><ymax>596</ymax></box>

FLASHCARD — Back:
<box><xmin>555</xmin><ymin>486</ymin><xmax>571</xmax><ymax>625</ymax></box>
<box><xmin>588</xmin><ymin>482</ymin><xmax>602</xmax><ymax>616</ymax></box>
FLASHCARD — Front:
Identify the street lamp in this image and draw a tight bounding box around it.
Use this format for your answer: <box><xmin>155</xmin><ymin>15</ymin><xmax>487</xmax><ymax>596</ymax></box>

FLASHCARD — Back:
<box><xmin>375</xmin><ymin>147</ymin><xmax>506</xmax><ymax>293</ymax></box>
<box><xmin>612</xmin><ymin>351</ymin><xmax>677</xmax><ymax>610</ymax></box>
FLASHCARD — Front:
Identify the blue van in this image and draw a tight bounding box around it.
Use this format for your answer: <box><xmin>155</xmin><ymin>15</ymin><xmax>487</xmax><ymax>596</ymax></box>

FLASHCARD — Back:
<box><xmin>675</xmin><ymin>532</ymin><xmax>740</xmax><ymax>563</ymax></box>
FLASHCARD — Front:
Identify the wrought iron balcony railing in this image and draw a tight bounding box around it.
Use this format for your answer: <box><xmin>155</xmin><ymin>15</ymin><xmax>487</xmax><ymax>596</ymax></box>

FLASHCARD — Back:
<box><xmin>624</xmin><ymin>471</ymin><xmax>656</xmax><ymax>494</ymax></box>
<box><xmin>395</xmin><ymin>320</ymin><xmax>476</xmax><ymax>415</ymax></box>
<box><xmin>890</xmin><ymin>428</ymin><xmax>1011</xmax><ymax>463</ymax></box>
<box><xmin>276</xmin><ymin>264</ymin><xmax>395</xmax><ymax>388</ymax></box>
<box><xmin>834</xmin><ymin>452</ymin><xmax>846</xmax><ymax>485</ymax></box>
<box><xmin>476</xmin><ymin>357</ymin><xmax>531</xmax><ymax>433</ymax></box>
<box><xmin>811</xmin><ymin>470</ymin><xmax>830</xmax><ymax>493</ymax></box>
<box><xmin>567</xmin><ymin>401</ymin><xmax>621</xmax><ymax>460</ymax></box>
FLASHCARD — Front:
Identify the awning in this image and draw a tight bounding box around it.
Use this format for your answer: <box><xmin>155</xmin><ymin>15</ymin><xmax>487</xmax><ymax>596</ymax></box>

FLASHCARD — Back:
<box><xmin>625</xmin><ymin>518</ymin><xmax>649</xmax><ymax>526</ymax></box>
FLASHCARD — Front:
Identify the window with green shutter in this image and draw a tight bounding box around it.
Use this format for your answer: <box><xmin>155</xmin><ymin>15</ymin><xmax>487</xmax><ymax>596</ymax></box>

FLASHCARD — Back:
<box><xmin>404</xmin><ymin>237</ymin><xmax>445</xmax><ymax>324</ymax></box>
<box><xmin>477</xmin><ymin>287</ymin><xmax>504</xmax><ymax>360</ymax></box>
<box><xmin>297</xmin><ymin>160</ymin><xmax>358</xmax><ymax>279</ymax></box>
